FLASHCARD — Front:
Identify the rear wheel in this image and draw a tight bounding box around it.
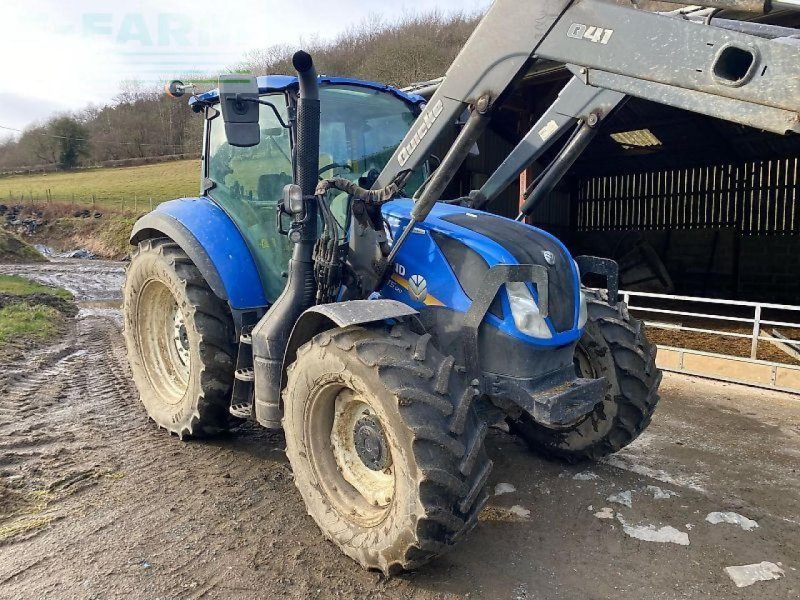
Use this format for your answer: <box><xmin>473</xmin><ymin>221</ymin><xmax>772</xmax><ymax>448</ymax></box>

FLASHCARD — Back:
<box><xmin>283</xmin><ymin>324</ymin><xmax>492</xmax><ymax>574</ymax></box>
<box><xmin>511</xmin><ymin>289</ymin><xmax>662</xmax><ymax>462</ymax></box>
<box><xmin>123</xmin><ymin>238</ymin><xmax>236</xmax><ymax>438</ymax></box>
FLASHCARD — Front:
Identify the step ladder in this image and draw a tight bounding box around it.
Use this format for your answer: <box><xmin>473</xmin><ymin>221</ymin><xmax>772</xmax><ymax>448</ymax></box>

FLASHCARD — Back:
<box><xmin>229</xmin><ymin>328</ymin><xmax>255</xmax><ymax>418</ymax></box>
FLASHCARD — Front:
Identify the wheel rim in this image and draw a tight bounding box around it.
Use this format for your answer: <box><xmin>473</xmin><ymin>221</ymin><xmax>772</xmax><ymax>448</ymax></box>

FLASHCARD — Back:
<box><xmin>304</xmin><ymin>381</ymin><xmax>395</xmax><ymax>527</ymax></box>
<box><xmin>574</xmin><ymin>343</ymin><xmax>597</xmax><ymax>379</ymax></box>
<box><xmin>172</xmin><ymin>308</ymin><xmax>191</xmax><ymax>368</ymax></box>
<box><xmin>331</xmin><ymin>391</ymin><xmax>395</xmax><ymax>508</ymax></box>
<box><xmin>136</xmin><ymin>279</ymin><xmax>190</xmax><ymax>406</ymax></box>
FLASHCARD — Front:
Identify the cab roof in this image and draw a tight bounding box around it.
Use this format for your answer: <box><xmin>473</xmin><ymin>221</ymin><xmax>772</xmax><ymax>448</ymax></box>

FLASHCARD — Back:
<box><xmin>189</xmin><ymin>75</ymin><xmax>427</xmax><ymax>110</ymax></box>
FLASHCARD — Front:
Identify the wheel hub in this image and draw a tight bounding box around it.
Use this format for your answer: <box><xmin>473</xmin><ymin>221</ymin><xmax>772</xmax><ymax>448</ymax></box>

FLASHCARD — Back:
<box><xmin>354</xmin><ymin>415</ymin><xmax>390</xmax><ymax>471</ymax></box>
<box><xmin>330</xmin><ymin>391</ymin><xmax>395</xmax><ymax>508</ymax></box>
<box><xmin>172</xmin><ymin>308</ymin><xmax>190</xmax><ymax>367</ymax></box>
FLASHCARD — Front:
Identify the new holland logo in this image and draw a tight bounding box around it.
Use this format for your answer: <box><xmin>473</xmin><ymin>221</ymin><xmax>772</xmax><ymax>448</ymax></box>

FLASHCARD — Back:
<box><xmin>408</xmin><ymin>275</ymin><xmax>429</xmax><ymax>303</ymax></box>
<box><xmin>397</xmin><ymin>99</ymin><xmax>444</xmax><ymax>167</ymax></box>
<box><xmin>543</xmin><ymin>251</ymin><xmax>556</xmax><ymax>266</ymax></box>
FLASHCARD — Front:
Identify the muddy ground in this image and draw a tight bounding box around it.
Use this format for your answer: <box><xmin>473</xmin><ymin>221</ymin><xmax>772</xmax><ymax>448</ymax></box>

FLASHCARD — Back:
<box><xmin>0</xmin><ymin>260</ymin><xmax>798</xmax><ymax>599</ymax></box>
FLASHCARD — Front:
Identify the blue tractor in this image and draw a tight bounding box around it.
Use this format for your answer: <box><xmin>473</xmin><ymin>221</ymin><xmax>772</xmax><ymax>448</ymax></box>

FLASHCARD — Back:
<box><xmin>124</xmin><ymin>0</ymin><xmax>800</xmax><ymax>572</ymax></box>
<box><xmin>125</xmin><ymin>58</ymin><xmax>659</xmax><ymax>571</ymax></box>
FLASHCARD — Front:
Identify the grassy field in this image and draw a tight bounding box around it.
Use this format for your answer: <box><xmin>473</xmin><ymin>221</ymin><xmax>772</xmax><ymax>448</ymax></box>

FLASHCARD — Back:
<box><xmin>0</xmin><ymin>159</ymin><xmax>199</xmax><ymax>208</ymax></box>
<box><xmin>0</xmin><ymin>275</ymin><xmax>71</xmax><ymax>299</ymax></box>
<box><xmin>0</xmin><ymin>275</ymin><xmax>74</xmax><ymax>354</ymax></box>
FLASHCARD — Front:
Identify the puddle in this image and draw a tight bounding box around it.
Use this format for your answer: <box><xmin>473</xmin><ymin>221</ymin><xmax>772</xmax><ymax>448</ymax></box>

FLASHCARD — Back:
<box><xmin>616</xmin><ymin>514</ymin><xmax>690</xmax><ymax>546</ymax></box>
<box><xmin>706</xmin><ymin>511</ymin><xmax>759</xmax><ymax>531</ymax></box>
<box><xmin>494</xmin><ymin>483</ymin><xmax>516</xmax><ymax>496</ymax></box>
<box><xmin>602</xmin><ymin>455</ymin><xmax>707</xmax><ymax>493</ymax></box>
<box><xmin>646</xmin><ymin>485</ymin><xmax>679</xmax><ymax>500</ymax></box>
<box><xmin>0</xmin><ymin>260</ymin><xmax>125</xmax><ymax>302</ymax></box>
<box><xmin>607</xmin><ymin>490</ymin><xmax>633</xmax><ymax>508</ymax></box>
<box><xmin>725</xmin><ymin>562</ymin><xmax>784</xmax><ymax>588</ymax></box>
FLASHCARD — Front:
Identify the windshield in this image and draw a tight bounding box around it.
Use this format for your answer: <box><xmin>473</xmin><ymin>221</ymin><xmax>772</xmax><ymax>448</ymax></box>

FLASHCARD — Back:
<box><xmin>318</xmin><ymin>85</ymin><xmax>419</xmax><ymax>179</ymax></box>
<box><xmin>206</xmin><ymin>83</ymin><xmax>421</xmax><ymax>303</ymax></box>
<box><xmin>317</xmin><ymin>85</ymin><xmax>423</xmax><ymax>227</ymax></box>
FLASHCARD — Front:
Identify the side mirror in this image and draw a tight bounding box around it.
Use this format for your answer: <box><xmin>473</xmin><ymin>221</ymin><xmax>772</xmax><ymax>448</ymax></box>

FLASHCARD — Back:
<box><xmin>166</xmin><ymin>80</ymin><xmax>187</xmax><ymax>98</ymax></box>
<box><xmin>218</xmin><ymin>74</ymin><xmax>260</xmax><ymax>148</ymax></box>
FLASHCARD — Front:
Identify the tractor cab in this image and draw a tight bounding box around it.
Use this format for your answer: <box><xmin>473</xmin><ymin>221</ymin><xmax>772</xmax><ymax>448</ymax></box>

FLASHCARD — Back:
<box><xmin>190</xmin><ymin>77</ymin><xmax>427</xmax><ymax>302</ymax></box>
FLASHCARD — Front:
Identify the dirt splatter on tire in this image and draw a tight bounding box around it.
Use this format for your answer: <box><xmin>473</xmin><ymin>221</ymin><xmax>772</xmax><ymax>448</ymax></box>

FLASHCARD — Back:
<box><xmin>123</xmin><ymin>238</ymin><xmax>236</xmax><ymax>438</ymax></box>
<box><xmin>282</xmin><ymin>323</ymin><xmax>492</xmax><ymax>574</ymax></box>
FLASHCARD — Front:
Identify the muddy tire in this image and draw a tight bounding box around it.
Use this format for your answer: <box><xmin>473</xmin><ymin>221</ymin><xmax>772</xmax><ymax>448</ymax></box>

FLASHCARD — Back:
<box><xmin>123</xmin><ymin>238</ymin><xmax>236</xmax><ymax>438</ymax></box>
<box><xmin>282</xmin><ymin>323</ymin><xmax>492</xmax><ymax>574</ymax></box>
<box><xmin>511</xmin><ymin>289</ymin><xmax>662</xmax><ymax>462</ymax></box>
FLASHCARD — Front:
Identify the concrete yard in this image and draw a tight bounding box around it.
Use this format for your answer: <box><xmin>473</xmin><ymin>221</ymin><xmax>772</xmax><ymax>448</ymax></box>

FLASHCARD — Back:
<box><xmin>0</xmin><ymin>261</ymin><xmax>798</xmax><ymax>599</ymax></box>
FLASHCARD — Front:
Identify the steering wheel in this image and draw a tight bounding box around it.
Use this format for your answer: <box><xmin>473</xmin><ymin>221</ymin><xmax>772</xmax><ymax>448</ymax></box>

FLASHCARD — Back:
<box><xmin>318</xmin><ymin>163</ymin><xmax>353</xmax><ymax>178</ymax></box>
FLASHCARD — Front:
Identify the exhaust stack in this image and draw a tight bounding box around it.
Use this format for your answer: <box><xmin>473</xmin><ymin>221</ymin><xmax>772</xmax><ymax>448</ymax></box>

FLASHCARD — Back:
<box><xmin>252</xmin><ymin>51</ymin><xmax>320</xmax><ymax>429</ymax></box>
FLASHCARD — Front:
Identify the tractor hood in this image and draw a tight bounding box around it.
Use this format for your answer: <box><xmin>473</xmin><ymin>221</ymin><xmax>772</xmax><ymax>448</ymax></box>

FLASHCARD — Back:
<box><xmin>381</xmin><ymin>199</ymin><xmax>583</xmax><ymax>347</ymax></box>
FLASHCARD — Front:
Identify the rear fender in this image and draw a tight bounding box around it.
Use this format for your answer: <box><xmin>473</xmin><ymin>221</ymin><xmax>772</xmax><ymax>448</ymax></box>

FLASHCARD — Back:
<box><xmin>130</xmin><ymin>197</ymin><xmax>268</xmax><ymax>312</ymax></box>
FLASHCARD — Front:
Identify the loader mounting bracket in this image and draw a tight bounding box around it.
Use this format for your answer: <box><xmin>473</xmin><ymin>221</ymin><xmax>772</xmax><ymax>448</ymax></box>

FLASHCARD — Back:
<box><xmin>575</xmin><ymin>256</ymin><xmax>620</xmax><ymax>305</ymax></box>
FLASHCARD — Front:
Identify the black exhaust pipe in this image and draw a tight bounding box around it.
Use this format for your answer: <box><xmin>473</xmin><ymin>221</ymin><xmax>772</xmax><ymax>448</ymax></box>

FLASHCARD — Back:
<box><xmin>253</xmin><ymin>51</ymin><xmax>320</xmax><ymax>429</ymax></box>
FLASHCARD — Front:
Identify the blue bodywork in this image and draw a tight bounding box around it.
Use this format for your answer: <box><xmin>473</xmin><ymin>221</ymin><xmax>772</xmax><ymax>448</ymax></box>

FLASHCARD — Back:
<box><xmin>379</xmin><ymin>200</ymin><xmax>583</xmax><ymax>348</ymax></box>
<box><xmin>131</xmin><ymin>197</ymin><xmax>268</xmax><ymax>310</ymax></box>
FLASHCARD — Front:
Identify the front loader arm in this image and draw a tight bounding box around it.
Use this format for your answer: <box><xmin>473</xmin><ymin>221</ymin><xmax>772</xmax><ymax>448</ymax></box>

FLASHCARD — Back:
<box><xmin>537</xmin><ymin>0</ymin><xmax>800</xmax><ymax>134</ymax></box>
<box><xmin>374</xmin><ymin>0</ymin><xmax>575</xmax><ymax>192</ymax></box>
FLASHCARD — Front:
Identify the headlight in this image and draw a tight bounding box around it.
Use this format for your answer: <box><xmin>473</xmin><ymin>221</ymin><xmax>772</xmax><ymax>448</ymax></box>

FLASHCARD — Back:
<box><xmin>506</xmin><ymin>282</ymin><xmax>552</xmax><ymax>339</ymax></box>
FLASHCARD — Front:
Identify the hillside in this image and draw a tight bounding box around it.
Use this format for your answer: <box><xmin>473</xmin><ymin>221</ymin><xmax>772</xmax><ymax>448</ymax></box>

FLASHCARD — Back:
<box><xmin>0</xmin><ymin>12</ymin><xmax>480</xmax><ymax>174</ymax></box>
<box><xmin>0</xmin><ymin>230</ymin><xmax>45</xmax><ymax>264</ymax></box>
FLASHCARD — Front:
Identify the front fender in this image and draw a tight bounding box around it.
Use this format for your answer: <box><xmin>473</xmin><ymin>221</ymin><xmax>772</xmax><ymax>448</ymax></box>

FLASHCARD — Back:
<box><xmin>130</xmin><ymin>197</ymin><xmax>267</xmax><ymax>310</ymax></box>
<box><xmin>279</xmin><ymin>300</ymin><xmax>419</xmax><ymax>390</ymax></box>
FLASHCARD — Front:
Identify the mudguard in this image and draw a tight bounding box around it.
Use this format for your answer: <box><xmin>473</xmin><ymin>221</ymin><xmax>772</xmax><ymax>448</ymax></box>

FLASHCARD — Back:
<box><xmin>279</xmin><ymin>300</ymin><xmax>419</xmax><ymax>390</ymax></box>
<box><xmin>130</xmin><ymin>197</ymin><xmax>267</xmax><ymax>310</ymax></box>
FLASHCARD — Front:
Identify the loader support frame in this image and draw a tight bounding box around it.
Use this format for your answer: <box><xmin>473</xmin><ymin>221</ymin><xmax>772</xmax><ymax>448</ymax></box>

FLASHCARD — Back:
<box><xmin>377</xmin><ymin>0</ymin><xmax>800</xmax><ymax>260</ymax></box>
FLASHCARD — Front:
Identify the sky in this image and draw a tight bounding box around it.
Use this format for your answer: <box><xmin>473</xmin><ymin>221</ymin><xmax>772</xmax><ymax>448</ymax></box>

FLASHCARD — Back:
<box><xmin>1</xmin><ymin>0</ymin><xmax>490</xmax><ymax>136</ymax></box>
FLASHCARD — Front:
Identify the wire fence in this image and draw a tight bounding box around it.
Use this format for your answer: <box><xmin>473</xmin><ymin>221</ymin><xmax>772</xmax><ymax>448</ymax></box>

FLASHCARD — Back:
<box><xmin>3</xmin><ymin>189</ymin><xmax>168</xmax><ymax>214</ymax></box>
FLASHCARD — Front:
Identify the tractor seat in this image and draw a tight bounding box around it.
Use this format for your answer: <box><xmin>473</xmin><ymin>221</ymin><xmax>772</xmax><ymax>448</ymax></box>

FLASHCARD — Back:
<box><xmin>257</xmin><ymin>172</ymin><xmax>292</xmax><ymax>203</ymax></box>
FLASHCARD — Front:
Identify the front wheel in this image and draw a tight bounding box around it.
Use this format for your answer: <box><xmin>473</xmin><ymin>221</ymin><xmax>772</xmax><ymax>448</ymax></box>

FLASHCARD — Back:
<box><xmin>283</xmin><ymin>324</ymin><xmax>492</xmax><ymax>574</ymax></box>
<box><xmin>123</xmin><ymin>238</ymin><xmax>236</xmax><ymax>438</ymax></box>
<box><xmin>511</xmin><ymin>289</ymin><xmax>662</xmax><ymax>462</ymax></box>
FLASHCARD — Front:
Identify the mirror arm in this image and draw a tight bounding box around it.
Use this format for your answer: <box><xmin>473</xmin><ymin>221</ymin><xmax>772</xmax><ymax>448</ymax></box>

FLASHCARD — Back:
<box><xmin>232</xmin><ymin>94</ymin><xmax>292</xmax><ymax>129</ymax></box>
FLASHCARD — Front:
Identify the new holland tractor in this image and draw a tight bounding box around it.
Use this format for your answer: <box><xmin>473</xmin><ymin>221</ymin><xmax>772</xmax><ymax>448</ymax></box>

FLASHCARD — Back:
<box><xmin>125</xmin><ymin>0</ymin><xmax>799</xmax><ymax>573</ymax></box>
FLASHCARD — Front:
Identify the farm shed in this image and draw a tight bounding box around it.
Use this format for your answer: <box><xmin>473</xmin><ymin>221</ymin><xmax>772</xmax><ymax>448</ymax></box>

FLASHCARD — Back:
<box><xmin>425</xmin><ymin>5</ymin><xmax>800</xmax><ymax>306</ymax></box>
